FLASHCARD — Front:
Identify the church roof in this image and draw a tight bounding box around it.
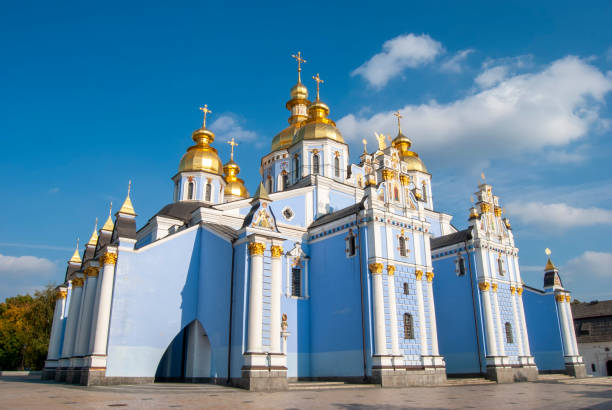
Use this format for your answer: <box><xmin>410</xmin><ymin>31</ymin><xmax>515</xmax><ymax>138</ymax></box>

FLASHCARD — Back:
<box><xmin>571</xmin><ymin>300</ymin><xmax>612</xmax><ymax>319</ymax></box>
<box><xmin>430</xmin><ymin>229</ymin><xmax>472</xmax><ymax>250</ymax></box>
<box><xmin>309</xmin><ymin>200</ymin><xmax>365</xmax><ymax>229</ymax></box>
<box><xmin>202</xmin><ymin>223</ymin><xmax>239</xmax><ymax>240</ymax></box>
<box><xmin>151</xmin><ymin>201</ymin><xmax>212</xmax><ymax>224</ymax></box>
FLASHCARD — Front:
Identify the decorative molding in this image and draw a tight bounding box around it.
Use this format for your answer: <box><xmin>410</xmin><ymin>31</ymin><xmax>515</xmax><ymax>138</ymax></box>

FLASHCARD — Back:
<box><xmin>368</xmin><ymin>263</ymin><xmax>383</xmax><ymax>274</ymax></box>
<box><xmin>56</xmin><ymin>290</ymin><xmax>67</xmax><ymax>300</ymax></box>
<box><xmin>480</xmin><ymin>203</ymin><xmax>491</xmax><ymax>213</ymax></box>
<box><xmin>399</xmin><ymin>175</ymin><xmax>410</xmax><ymax>186</ymax></box>
<box><xmin>565</xmin><ymin>295</ymin><xmax>571</xmax><ymax>303</ymax></box>
<box><xmin>72</xmin><ymin>277</ymin><xmax>85</xmax><ymax>288</ymax></box>
<box><xmin>491</xmin><ymin>283</ymin><xmax>498</xmax><ymax>292</ymax></box>
<box><xmin>100</xmin><ymin>253</ymin><xmax>117</xmax><ymax>266</ymax></box>
<box><xmin>248</xmin><ymin>242</ymin><xmax>266</xmax><ymax>256</ymax></box>
<box><xmin>494</xmin><ymin>207</ymin><xmax>502</xmax><ymax>217</ymax></box>
<box><xmin>516</xmin><ymin>287</ymin><xmax>523</xmax><ymax>296</ymax></box>
<box><xmin>382</xmin><ymin>169</ymin><xmax>394</xmax><ymax>181</ymax></box>
<box><xmin>426</xmin><ymin>271</ymin><xmax>434</xmax><ymax>282</ymax></box>
<box><xmin>510</xmin><ymin>286</ymin><xmax>516</xmax><ymax>295</ymax></box>
<box><xmin>415</xmin><ymin>270</ymin><xmax>423</xmax><ymax>280</ymax></box>
<box><xmin>387</xmin><ymin>265</ymin><xmax>395</xmax><ymax>276</ymax></box>
<box><xmin>84</xmin><ymin>267</ymin><xmax>100</xmax><ymax>278</ymax></box>
<box><xmin>555</xmin><ymin>294</ymin><xmax>566</xmax><ymax>302</ymax></box>
<box><xmin>270</xmin><ymin>245</ymin><xmax>283</xmax><ymax>258</ymax></box>
<box><xmin>478</xmin><ymin>281</ymin><xmax>490</xmax><ymax>292</ymax></box>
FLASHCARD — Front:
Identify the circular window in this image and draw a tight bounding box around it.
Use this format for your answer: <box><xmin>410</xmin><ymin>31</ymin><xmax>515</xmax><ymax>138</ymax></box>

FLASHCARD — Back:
<box><xmin>282</xmin><ymin>207</ymin><xmax>294</xmax><ymax>221</ymax></box>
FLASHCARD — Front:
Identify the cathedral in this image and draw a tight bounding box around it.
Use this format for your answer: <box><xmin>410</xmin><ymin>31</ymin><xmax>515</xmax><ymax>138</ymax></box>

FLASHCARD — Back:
<box><xmin>42</xmin><ymin>53</ymin><xmax>586</xmax><ymax>390</ymax></box>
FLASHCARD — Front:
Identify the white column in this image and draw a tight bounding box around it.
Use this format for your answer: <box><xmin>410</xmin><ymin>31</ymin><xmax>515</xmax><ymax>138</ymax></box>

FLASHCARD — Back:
<box><xmin>415</xmin><ymin>271</ymin><xmax>428</xmax><ymax>356</ymax></box>
<box><xmin>510</xmin><ymin>287</ymin><xmax>524</xmax><ymax>356</ymax></box>
<box><xmin>247</xmin><ymin>242</ymin><xmax>265</xmax><ymax>353</ymax></box>
<box><xmin>87</xmin><ymin>269</ymin><xmax>104</xmax><ymax>355</ymax></box>
<box><xmin>386</xmin><ymin>266</ymin><xmax>400</xmax><ymax>356</ymax></box>
<box><xmin>46</xmin><ymin>288</ymin><xmax>67</xmax><ymax>361</ymax></box>
<box><xmin>370</xmin><ymin>263</ymin><xmax>387</xmax><ymax>356</ymax></box>
<box><xmin>491</xmin><ymin>284</ymin><xmax>505</xmax><ymax>356</ymax></box>
<box><xmin>91</xmin><ymin>253</ymin><xmax>117</xmax><ymax>356</ymax></box>
<box><xmin>479</xmin><ymin>282</ymin><xmax>498</xmax><ymax>357</ymax></box>
<box><xmin>564</xmin><ymin>299</ymin><xmax>580</xmax><ymax>356</ymax></box>
<box><xmin>60</xmin><ymin>279</ymin><xmax>84</xmax><ymax>359</ymax></box>
<box><xmin>270</xmin><ymin>245</ymin><xmax>283</xmax><ymax>354</ymax></box>
<box><xmin>516</xmin><ymin>288</ymin><xmax>531</xmax><ymax>356</ymax></box>
<box><xmin>556</xmin><ymin>294</ymin><xmax>574</xmax><ymax>357</ymax></box>
<box><xmin>74</xmin><ymin>268</ymin><xmax>99</xmax><ymax>356</ymax></box>
<box><xmin>425</xmin><ymin>272</ymin><xmax>439</xmax><ymax>356</ymax></box>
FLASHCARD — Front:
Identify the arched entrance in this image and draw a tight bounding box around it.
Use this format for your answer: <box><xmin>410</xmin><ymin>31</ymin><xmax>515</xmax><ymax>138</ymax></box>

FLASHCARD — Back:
<box><xmin>155</xmin><ymin>320</ymin><xmax>212</xmax><ymax>383</ymax></box>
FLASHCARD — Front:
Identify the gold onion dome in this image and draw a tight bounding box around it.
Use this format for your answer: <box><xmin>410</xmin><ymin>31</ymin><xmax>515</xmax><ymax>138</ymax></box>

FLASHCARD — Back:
<box><xmin>271</xmin><ymin>81</ymin><xmax>310</xmax><ymax>152</ymax></box>
<box><xmin>390</xmin><ymin>113</ymin><xmax>427</xmax><ymax>173</ymax></box>
<box><xmin>179</xmin><ymin>105</ymin><xmax>223</xmax><ymax>174</ymax></box>
<box><xmin>118</xmin><ymin>181</ymin><xmax>137</xmax><ymax>216</ymax></box>
<box><xmin>223</xmin><ymin>160</ymin><xmax>249</xmax><ymax>199</ymax></box>
<box><xmin>69</xmin><ymin>240</ymin><xmax>82</xmax><ymax>264</ymax></box>
<box><xmin>101</xmin><ymin>202</ymin><xmax>114</xmax><ymax>231</ymax></box>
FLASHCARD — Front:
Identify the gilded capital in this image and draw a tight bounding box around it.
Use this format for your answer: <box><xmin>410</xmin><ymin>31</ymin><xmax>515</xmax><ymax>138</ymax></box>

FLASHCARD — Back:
<box><xmin>480</xmin><ymin>203</ymin><xmax>491</xmax><ymax>213</ymax></box>
<box><xmin>100</xmin><ymin>252</ymin><xmax>117</xmax><ymax>266</ymax></box>
<box><xmin>56</xmin><ymin>289</ymin><xmax>67</xmax><ymax>300</ymax></box>
<box><xmin>555</xmin><ymin>294</ymin><xmax>565</xmax><ymax>303</ymax></box>
<box><xmin>368</xmin><ymin>263</ymin><xmax>383</xmax><ymax>274</ymax></box>
<box><xmin>517</xmin><ymin>287</ymin><xmax>523</xmax><ymax>296</ymax></box>
<box><xmin>565</xmin><ymin>295</ymin><xmax>571</xmax><ymax>303</ymax></box>
<box><xmin>494</xmin><ymin>207</ymin><xmax>502</xmax><ymax>217</ymax></box>
<box><xmin>510</xmin><ymin>286</ymin><xmax>516</xmax><ymax>295</ymax></box>
<box><xmin>426</xmin><ymin>271</ymin><xmax>434</xmax><ymax>282</ymax></box>
<box><xmin>84</xmin><ymin>267</ymin><xmax>100</xmax><ymax>278</ymax></box>
<box><xmin>270</xmin><ymin>245</ymin><xmax>283</xmax><ymax>258</ymax></box>
<box><xmin>478</xmin><ymin>281</ymin><xmax>490</xmax><ymax>292</ymax></box>
<box><xmin>387</xmin><ymin>265</ymin><xmax>396</xmax><ymax>276</ymax></box>
<box><xmin>382</xmin><ymin>169</ymin><xmax>394</xmax><ymax>181</ymax></box>
<box><xmin>491</xmin><ymin>283</ymin><xmax>498</xmax><ymax>292</ymax></box>
<box><xmin>415</xmin><ymin>270</ymin><xmax>424</xmax><ymax>280</ymax></box>
<box><xmin>399</xmin><ymin>175</ymin><xmax>410</xmax><ymax>186</ymax></box>
<box><xmin>248</xmin><ymin>242</ymin><xmax>266</xmax><ymax>256</ymax></box>
<box><xmin>72</xmin><ymin>277</ymin><xmax>84</xmax><ymax>288</ymax></box>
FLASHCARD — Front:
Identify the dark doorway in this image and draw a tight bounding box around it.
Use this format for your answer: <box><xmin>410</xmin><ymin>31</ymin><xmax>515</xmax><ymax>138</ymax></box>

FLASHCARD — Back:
<box><xmin>606</xmin><ymin>360</ymin><xmax>612</xmax><ymax>376</ymax></box>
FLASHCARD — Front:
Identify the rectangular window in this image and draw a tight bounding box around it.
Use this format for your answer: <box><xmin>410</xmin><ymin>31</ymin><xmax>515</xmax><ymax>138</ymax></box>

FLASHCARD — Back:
<box><xmin>291</xmin><ymin>268</ymin><xmax>301</xmax><ymax>297</ymax></box>
<box><xmin>459</xmin><ymin>257</ymin><xmax>466</xmax><ymax>276</ymax></box>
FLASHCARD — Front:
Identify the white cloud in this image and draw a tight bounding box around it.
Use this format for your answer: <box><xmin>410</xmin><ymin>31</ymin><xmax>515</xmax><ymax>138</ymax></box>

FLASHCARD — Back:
<box><xmin>440</xmin><ymin>49</ymin><xmax>474</xmax><ymax>73</ymax></box>
<box><xmin>209</xmin><ymin>115</ymin><xmax>258</xmax><ymax>143</ymax></box>
<box><xmin>351</xmin><ymin>34</ymin><xmax>443</xmax><ymax>88</ymax></box>
<box><xmin>0</xmin><ymin>254</ymin><xmax>59</xmax><ymax>300</ymax></box>
<box><xmin>475</xmin><ymin>55</ymin><xmax>533</xmax><ymax>88</ymax></box>
<box><xmin>565</xmin><ymin>251</ymin><xmax>612</xmax><ymax>278</ymax></box>
<box><xmin>0</xmin><ymin>254</ymin><xmax>56</xmax><ymax>277</ymax></box>
<box><xmin>505</xmin><ymin>201</ymin><xmax>612</xmax><ymax>229</ymax></box>
<box><xmin>562</xmin><ymin>251</ymin><xmax>612</xmax><ymax>300</ymax></box>
<box><xmin>338</xmin><ymin>56</ymin><xmax>612</xmax><ymax>166</ymax></box>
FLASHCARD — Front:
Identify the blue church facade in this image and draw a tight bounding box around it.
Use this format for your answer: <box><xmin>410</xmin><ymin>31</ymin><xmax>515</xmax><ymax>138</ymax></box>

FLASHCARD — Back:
<box><xmin>42</xmin><ymin>56</ymin><xmax>586</xmax><ymax>390</ymax></box>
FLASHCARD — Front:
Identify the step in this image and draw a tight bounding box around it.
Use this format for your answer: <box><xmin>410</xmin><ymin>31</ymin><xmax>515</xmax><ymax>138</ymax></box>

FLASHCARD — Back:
<box><xmin>288</xmin><ymin>381</ymin><xmax>379</xmax><ymax>390</ymax></box>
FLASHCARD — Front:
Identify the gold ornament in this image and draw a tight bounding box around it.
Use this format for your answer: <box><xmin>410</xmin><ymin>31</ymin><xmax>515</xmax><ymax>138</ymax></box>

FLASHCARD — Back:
<box><xmin>478</xmin><ymin>282</ymin><xmax>490</xmax><ymax>292</ymax></box>
<box><xmin>516</xmin><ymin>287</ymin><xmax>523</xmax><ymax>296</ymax></box>
<box><xmin>270</xmin><ymin>245</ymin><xmax>283</xmax><ymax>258</ymax></box>
<box><xmin>248</xmin><ymin>242</ymin><xmax>266</xmax><ymax>256</ymax></box>
<box><xmin>510</xmin><ymin>286</ymin><xmax>516</xmax><ymax>295</ymax></box>
<box><xmin>415</xmin><ymin>270</ymin><xmax>424</xmax><ymax>280</ymax></box>
<box><xmin>72</xmin><ymin>277</ymin><xmax>85</xmax><ymax>288</ymax></box>
<box><xmin>565</xmin><ymin>295</ymin><xmax>571</xmax><ymax>303</ymax></box>
<box><xmin>555</xmin><ymin>294</ymin><xmax>566</xmax><ymax>302</ymax></box>
<box><xmin>84</xmin><ymin>267</ymin><xmax>100</xmax><ymax>277</ymax></box>
<box><xmin>368</xmin><ymin>263</ymin><xmax>383</xmax><ymax>274</ymax></box>
<box><xmin>491</xmin><ymin>283</ymin><xmax>498</xmax><ymax>292</ymax></box>
<box><xmin>387</xmin><ymin>265</ymin><xmax>396</xmax><ymax>276</ymax></box>
<box><xmin>100</xmin><ymin>253</ymin><xmax>118</xmax><ymax>266</ymax></box>
<box><xmin>399</xmin><ymin>175</ymin><xmax>410</xmax><ymax>185</ymax></box>
<box><xmin>426</xmin><ymin>272</ymin><xmax>434</xmax><ymax>282</ymax></box>
<box><xmin>56</xmin><ymin>289</ymin><xmax>68</xmax><ymax>300</ymax></box>
<box><xmin>382</xmin><ymin>169</ymin><xmax>394</xmax><ymax>181</ymax></box>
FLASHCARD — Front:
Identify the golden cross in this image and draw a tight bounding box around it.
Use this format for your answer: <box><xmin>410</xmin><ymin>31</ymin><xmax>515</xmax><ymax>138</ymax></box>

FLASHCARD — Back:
<box><xmin>545</xmin><ymin>248</ymin><xmax>551</xmax><ymax>256</ymax></box>
<box><xmin>362</xmin><ymin>138</ymin><xmax>368</xmax><ymax>154</ymax></box>
<box><xmin>94</xmin><ymin>217</ymin><xmax>98</xmax><ymax>231</ymax></box>
<box><xmin>199</xmin><ymin>104</ymin><xmax>212</xmax><ymax>128</ymax></box>
<box><xmin>312</xmin><ymin>73</ymin><xmax>324</xmax><ymax>100</ymax></box>
<box><xmin>393</xmin><ymin>110</ymin><xmax>403</xmax><ymax>133</ymax></box>
<box><xmin>227</xmin><ymin>137</ymin><xmax>238</xmax><ymax>161</ymax></box>
<box><xmin>480</xmin><ymin>172</ymin><xmax>486</xmax><ymax>182</ymax></box>
<box><xmin>292</xmin><ymin>51</ymin><xmax>306</xmax><ymax>82</ymax></box>
<box><xmin>127</xmin><ymin>180</ymin><xmax>131</xmax><ymax>196</ymax></box>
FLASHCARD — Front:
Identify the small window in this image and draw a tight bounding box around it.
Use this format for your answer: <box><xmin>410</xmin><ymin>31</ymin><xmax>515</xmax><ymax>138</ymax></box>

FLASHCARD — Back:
<box><xmin>498</xmin><ymin>257</ymin><xmax>504</xmax><ymax>276</ymax></box>
<box><xmin>293</xmin><ymin>156</ymin><xmax>300</xmax><ymax>180</ymax></box>
<box><xmin>346</xmin><ymin>230</ymin><xmax>356</xmax><ymax>257</ymax></box>
<box><xmin>188</xmin><ymin>181</ymin><xmax>195</xmax><ymax>200</ymax></box>
<box><xmin>403</xmin><ymin>282</ymin><xmax>409</xmax><ymax>295</ymax></box>
<box><xmin>205</xmin><ymin>183</ymin><xmax>211</xmax><ymax>202</ymax></box>
<box><xmin>394</xmin><ymin>185</ymin><xmax>399</xmax><ymax>201</ymax></box>
<box><xmin>399</xmin><ymin>237</ymin><xmax>406</xmax><ymax>257</ymax></box>
<box><xmin>312</xmin><ymin>153</ymin><xmax>320</xmax><ymax>175</ymax></box>
<box><xmin>282</xmin><ymin>173</ymin><xmax>289</xmax><ymax>190</ymax></box>
<box><xmin>334</xmin><ymin>156</ymin><xmax>340</xmax><ymax>177</ymax></box>
<box><xmin>458</xmin><ymin>256</ymin><xmax>466</xmax><ymax>276</ymax></box>
<box><xmin>591</xmin><ymin>363</ymin><xmax>596</xmax><ymax>372</ymax></box>
<box><xmin>505</xmin><ymin>322</ymin><xmax>513</xmax><ymax>344</ymax></box>
<box><xmin>291</xmin><ymin>268</ymin><xmax>301</xmax><ymax>297</ymax></box>
<box><xmin>421</xmin><ymin>182</ymin><xmax>428</xmax><ymax>201</ymax></box>
<box><xmin>404</xmin><ymin>313</ymin><xmax>414</xmax><ymax>339</ymax></box>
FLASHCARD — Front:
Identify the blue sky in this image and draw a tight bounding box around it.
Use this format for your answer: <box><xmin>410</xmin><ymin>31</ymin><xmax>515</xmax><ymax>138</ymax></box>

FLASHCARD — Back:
<box><xmin>1</xmin><ymin>1</ymin><xmax>611</xmax><ymax>301</ymax></box>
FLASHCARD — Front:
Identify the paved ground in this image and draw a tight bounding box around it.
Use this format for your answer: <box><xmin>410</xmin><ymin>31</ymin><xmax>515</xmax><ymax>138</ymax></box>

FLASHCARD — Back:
<box><xmin>0</xmin><ymin>375</ymin><xmax>611</xmax><ymax>409</ymax></box>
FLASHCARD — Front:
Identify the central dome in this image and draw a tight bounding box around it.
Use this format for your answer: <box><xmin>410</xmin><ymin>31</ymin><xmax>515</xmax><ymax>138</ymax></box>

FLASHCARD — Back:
<box><xmin>178</xmin><ymin>128</ymin><xmax>224</xmax><ymax>174</ymax></box>
<box><xmin>292</xmin><ymin>101</ymin><xmax>344</xmax><ymax>145</ymax></box>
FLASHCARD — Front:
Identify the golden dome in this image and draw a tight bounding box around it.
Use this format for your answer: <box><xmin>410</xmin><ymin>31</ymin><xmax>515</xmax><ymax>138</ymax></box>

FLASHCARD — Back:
<box><xmin>292</xmin><ymin>101</ymin><xmax>344</xmax><ymax>145</ymax></box>
<box><xmin>69</xmin><ymin>240</ymin><xmax>82</xmax><ymax>264</ymax></box>
<box><xmin>271</xmin><ymin>124</ymin><xmax>299</xmax><ymax>152</ymax></box>
<box><xmin>290</xmin><ymin>82</ymin><xmax>308</xmax><ymax>100</ymax></box>
<box><xmin>179</xmin><ymin>127</ymin><xmax>223</xmax><ymax>174</ymax></box>
<box><xmin>391</xmin><ymin>131</ymin><xmax>428</xmax><ymax>173</ymax></box>
<box><xmin>223</xmin><ymin>160</ymin><xmax>249</xmax><ymax>199</ymax></box>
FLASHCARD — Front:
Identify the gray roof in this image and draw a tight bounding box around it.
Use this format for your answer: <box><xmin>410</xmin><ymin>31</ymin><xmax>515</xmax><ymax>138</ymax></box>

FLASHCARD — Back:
<box><xmin>202</xmin><ymin>223</ymin><xmax>239</xmax><ymax>240</ymax></box>
<box><xmin>153</xmin><ymin>201</ymin><xmax>211</xmax><ymax>223</ymax></box>
<box><xmin>309</xmin><ymin>199</ymin><xmax>365</xmax><ymax>229</ymax></box>
<box><xmin>572</xmin><ymin>300</ymin><xmax>612</xmax><ymax>343</ymax></box>
<box><xmin>572</xmin><ymin>300</ymin><xmax>612</xmax><ymax>319</ymax></box>
<box><xmin>430</xmin><ymin>229</ymin><xmax>472</xmax><ymax>250</ymax></box>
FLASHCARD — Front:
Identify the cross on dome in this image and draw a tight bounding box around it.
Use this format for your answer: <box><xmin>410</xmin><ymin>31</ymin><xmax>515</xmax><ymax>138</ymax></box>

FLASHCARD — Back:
<box><xmin>312</xmin><ymin>73</ymin><xmax>324</xmax><ymax>101</ymax></box>
<box><xmin>228</xmin><ymin>137</ymin><xmax>238</xmax><ymax>161</ymax></box>
<box><xmin>199</xmin><ymin>105</ymin><xmax>212</xmax><ymax>128</ymax></box>
<box><xmin>393</xmin><ymin>110</ymin><xmax>403</xmax><ymax>133</ymax></box>
<box><xmin>292</xmin><ymin>51</ymin><xmax>306</xmax><ymax>82</ymax></box>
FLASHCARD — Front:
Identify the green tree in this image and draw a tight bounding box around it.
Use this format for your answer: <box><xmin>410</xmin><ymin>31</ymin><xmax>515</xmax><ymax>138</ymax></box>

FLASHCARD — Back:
<box><xmin>0</xmin><ymin>284</ymin><xmax>56</xmax><ymax>370</ymax></box>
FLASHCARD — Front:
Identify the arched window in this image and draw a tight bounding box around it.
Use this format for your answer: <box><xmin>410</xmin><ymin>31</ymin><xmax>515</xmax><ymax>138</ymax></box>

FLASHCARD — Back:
<box><xmin>505</xmin><ymin>322</ymin><xmax>513</xmax><ymax>343</ymax></box>
<box><xmin>404</xmin><ymin>313</ymin><xmax>414</xmax><ymax>339</ymax></box>
<box><xmin>312</xmin><ymin>153</ymin><xmax>320</xmax><ymax>175</ymax></box>
<box><xmin>204</xmin><ymin>183</ymin><xmax>211</xmax><ymax>202</ymax></box>
<box><xmin>458</xmin><ymin>256</ymin><xmax>466</xmax><ymax>276</ymax></box>
<box><xmin>188</xmin><ymin>181</ymin><xmax>195</xmax><ymax>200</ymax></box>
<box><xmin>403</xmin><ymin>282</ymin><xmax>409</xmax><ymax>295</ymax></box>
<box><xmin>334</xmin><ymin>156</ymin><xmax>340</xmax><ymax>178</ymax></box>
<box><xmin>293</xmin><ymin>156</ymin><xmax>300</xmax><ymax>180</ymax></box>
<box><xmin>498</xmin><ymin>256</ymin><xmax>505</xmax><ymax>276</ymax></box>
<box><xmin>421</xmin><ymin>181</ymin><xmax>428</xmax><ymax>201</ymax></box>
<box><xmin>266</xmin><ymin>176</ymin><xmax>272</xmax><ymax>193</ymax></box>
<box><xmin>345</xmin><ymin>230</ymin><xmax>356</xmax><ymax>257</ymax></box>
<box><xmin>394</xmin><ymin>185</ymin><xmax>399</xmax><ymax>201</ymax></box>
<box><xmin>282</xmin><ymin>172</ymin><xmax>289</xmax><ymax>191</ymax></box>
<box><xmin>399</xmin><ymin>236</ymin><xmax>406</xmax><ymax>257</ymax></box>
<box><xmin>291</xmin><ymin>268</ymin><xmax>301</xmax><ymax>297</ymax></box>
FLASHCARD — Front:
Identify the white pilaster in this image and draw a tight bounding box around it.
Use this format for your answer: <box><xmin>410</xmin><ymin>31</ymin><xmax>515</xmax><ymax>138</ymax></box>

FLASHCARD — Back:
<box><xmin>510</xmin><ymin>288</ymin><xmax>524</xmax><ymax>356</ymax></box>
<box><xmin>563</xmin><ymin>299</ymin><xmax>580</xmax><ymax>356</ymax></box>
<box><xmin>370</xmin><ymin>263</ymin><xmax>387</xmax><ymax>356</ymax></box>
<box><xmin>491</xmin><ymin>286</ymin><xmax>505</xmax><ymax>356</ymax></box>
<box><xmin>270</xmin><ymin>245</ymin><xmax>283</xmax><ymax>354</ymax></box>
<box><xmin>91</xmin><ymin>253</ymin><xmax>117</xmax><ymax>358</ymax></box>
<box><xmin>74</xmin><ymin>269</ymin><xmax>98</xmax><ymax>356</ymax></box>
<box><xmin>415</xmin><ymin>271</ymin><xmax>428</xmax><ymax>356</ymax></box>
<box><xmin>247</xmin><ymin>242</ymin><xmax>265</xmax><ymax>353</ymax></box>
<box><xmin>425</xmin><ymin>272</ymin><xmax>439</xmax><ymax>356</ymax></box>
<box><xmin>386</xmin><ymin>266</ymin><xmax>400</xmax><ymax>356</ymax></box>
<box><xmin>556</xmin><ymin>295</ymin><xmax>574</xmax><ymax>357</ymax></box>
<box><xmin>46</xmin><ymin>288</ymin><xmax>67</xmax><ymax>362</ymax></box>
<box><xmin>516</xmin><ymin>288</ymin><xmax>532</xmax><ymax>356</ymax></box>
<box><xmin>480</xmin><ymin>282</ymin><xmax>498</xmax><ymax>357</ymax></box>
<box><xmin>60</xmin><ymin>280</ymin><xmax>84</xmax><ymax>359</ymax></box>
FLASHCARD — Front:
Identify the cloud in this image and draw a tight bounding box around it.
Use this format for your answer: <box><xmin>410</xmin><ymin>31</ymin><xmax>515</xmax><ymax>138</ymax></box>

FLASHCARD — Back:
<box><xmin>562</xmin><ymin>251</ymin><xmax>612</xmax><ymax>300</ymax></box>
<box><xmin>338</xmin><ymin>56</ymin><xmax>612</xmax><ymax>167</ymax></box>
<box><xmin>351</xmin><ymin>34</ymin><xmax>443</xmax><ymax>88</ymax></box>
<box><xmin>440</xmin><ymin>49</ymin><xmax>474</xmax><ymax>73</ymax></box>
<box><xmin>0</xmin><ymin>242</ymin><xmax>73</xmax><ymax>252</ymax></box>
<box><xmin>505</xmin><ymin>201</ymin><xmax>612</xmax><ymax>229</ymax></box>
<box><xmin>0</xmin><ymin>254</ymin><xmax>59</xmax><ymax>301</ymax></box>
<box><xmin>565</xmin><ymin>251</ymin><xmax>612</xmax><ymax>278</ymax></box>
<box><xmin>48</xmin><ymin>187</ymin><xmax>60</xmax><ymax>194</ymax></box>
<box><xmin>475</xmin><ymin>55</ymin><xmax>533</xmax><ymax>88</ymax></box>
<box><xmin>209</xmin><ymin>114</ymin><xmax>258</xmax><ymax>143</ymax></box>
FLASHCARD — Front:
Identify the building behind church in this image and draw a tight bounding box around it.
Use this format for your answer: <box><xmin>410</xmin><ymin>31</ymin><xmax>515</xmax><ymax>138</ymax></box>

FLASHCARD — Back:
<box><xmin>42</xmin><ymin>54</ymin><xmax>586</xmax><ymax>390</ymax></box>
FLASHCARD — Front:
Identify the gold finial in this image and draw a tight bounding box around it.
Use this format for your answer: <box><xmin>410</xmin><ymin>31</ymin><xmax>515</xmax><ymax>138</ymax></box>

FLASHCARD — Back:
<box><xmin>481</xmin><ymin>172</ymin><xmax>486</xmax><ymax>182</ymax></box>
<box><xmin>102</xmin><ymin>201</ymin><xmax>114</xmax><ymax>231</ymax></box>
<box><xmin>362</xmin><ymin>138</ymin><xmax>368</xmax><ymax>154</ymax></box>
<box><xmin>544</xmin><ymin>248</ymin><xmax>556</xmax><ymax>270</ymax></box>
<box><xmin>199</xmin><ymin>104</ymin><xmax>212</xmax><ymax>128</ymax></box>
<box><xmin>88</xmin><ymin>217</ymin><xmax>99</xmax><ymax>246</ymax></box>
<box><xmin>118</xmin><ymin>180</ymin><xmax>136</xmax><ymax>216</ymax></box>
<box><xmin>374</xmin><ymin>132</ymin><xmax>387</xmax><ymax>150</ymax></box>
<box><xmin>227</xmin><ymin>137</ymin><xmax>238</xmax><ymax>161</ymax></box>
<box><xmin>545</xmin><ymin>248</ymin><xmax>551</xmax><ymax>256</ymax></box>
<box><xmin>292</xmin><ymin>51</ymin><xmax>306</xmax><ymax>83</ymax></box>
<box><xmin>69</xmin><ymin>238</ymin><xmax>82</xmax><ymax>264</ymax></box>
<box><xmin>312</xmin><ymin>73</ymin><xmax>324</xmax><ymax>101</ymax></box>
<box><xmin>393</xmin><ymin>110</ymin><xmax>403</xmax><ymax>134</ymax></box>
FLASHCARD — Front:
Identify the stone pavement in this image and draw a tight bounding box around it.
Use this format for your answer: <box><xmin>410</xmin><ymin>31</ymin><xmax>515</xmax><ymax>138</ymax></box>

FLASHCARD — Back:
<box><xmin>0</xmin><ymin>374</ymin><xmax>611</xmax><ymax>409</ymax></box>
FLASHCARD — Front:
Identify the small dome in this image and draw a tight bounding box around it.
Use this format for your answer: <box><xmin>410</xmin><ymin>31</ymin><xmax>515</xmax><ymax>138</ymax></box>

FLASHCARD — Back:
<box><xmin>179</xmin><ymin>128</ymin><xmax>224</xmax><ymax>174</ymax></box>
<box><xmin>290</xmin><ymin>82</ymin><xmax>308</xmax><ymax>100</ymax></box>
<box><xmin>271</xmin><ymin>124</ymin><xmax>298</xmax><ymax>152</ymax></box>
<box><xmin>391</xmin><ymin>131</ymin><xmax>427</xmax><ymax>173</ymax></box>
<box><xmin>402</xmin><ymin>153</ymin><xmax>428</xmax><ymax>173</ymax></box>
<box><xmin>292</xmin><ymin>101</ymin><xmax>344</xmax><ymax>144</ymax></box>
<box><xmin>223</xmin><ymin>160</ymin><xmax>249</xmax><ymax>199</ymax></box>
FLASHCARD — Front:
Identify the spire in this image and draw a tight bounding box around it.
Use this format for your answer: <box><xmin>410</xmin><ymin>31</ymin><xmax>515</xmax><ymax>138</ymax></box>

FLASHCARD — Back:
<box><xmin>87</xmin><ymin>218</ymin><xmax>99</xmax><ymax>246</ymax></box>
<box><xmin>544</xmin><ymin>248</ymin><xmax>556</xmax><ymax>271</ymax></box>
<box><xmin>228</xmin><ymin>137</ymin><xmax>238</xmax><ymax>161</ymax></box>
<box><xmin>292</xmin><ymin>51</ymin><xmax>306</xmax><ymax>83</ymax></box>
<box><xmin>199</xmin><ymin>104</ymin><xmax>212</xmax><ymax>129</ymax></box>
<box><xmin>394</xmin><ymin>110</ymin><xmax>403</xmax><ymax>135</ymax></box>
<box><xmin>69</xmin><ymin>238</ymin><xmax>82</xmax><ymax>264</ymax></box>
<box><xmin>252</xmin><ymin>182</ymin><xmax>271</xmax><ymax>202</ymax></box>
<box><xmin>101</xmin><ymin>201</ymin><xmax>114</xmax><ymax>231</ymax></box>
<box><xmin>118</xmin><ymin>180</ymin><xmax>136</xmax><ymax>216</ymax></box>
<box><xmin>312</xmin><ymin>73</ymin><xmax>324</xmax><ymax>101</ymax></box>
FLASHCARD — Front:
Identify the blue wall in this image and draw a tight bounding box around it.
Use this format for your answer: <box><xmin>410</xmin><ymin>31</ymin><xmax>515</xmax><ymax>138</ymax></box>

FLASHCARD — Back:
<box><xmin>523</xmin><ymin>289</ymin><xmax>565</xmax><ymax>371</ymax></box>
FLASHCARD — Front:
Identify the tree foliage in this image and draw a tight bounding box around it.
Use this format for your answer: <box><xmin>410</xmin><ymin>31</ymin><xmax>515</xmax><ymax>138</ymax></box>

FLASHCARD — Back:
<box><xmin>0</xmin><ymin>284</ymin><xmax>56</xmax><ymax>370</ymax></box>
